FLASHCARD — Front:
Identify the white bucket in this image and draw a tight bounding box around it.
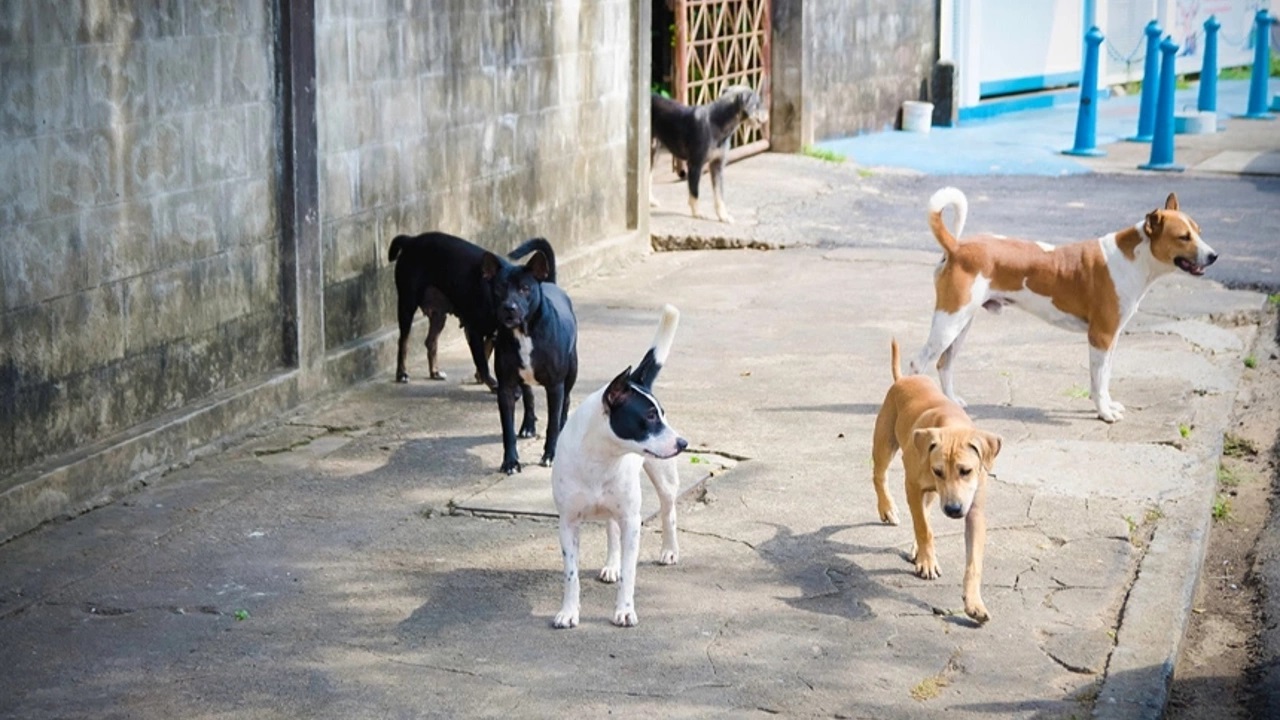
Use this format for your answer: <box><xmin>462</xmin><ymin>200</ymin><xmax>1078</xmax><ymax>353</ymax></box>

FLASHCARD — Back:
<box><xmin>901</xmin><ymin>101</ymin><xmax>934</xmax><ymax>133</ymax></box>
<box><xmin>1174</xmin><ymin>110</ymin><xmax>1216</xmax><ymax>134</ymax></box>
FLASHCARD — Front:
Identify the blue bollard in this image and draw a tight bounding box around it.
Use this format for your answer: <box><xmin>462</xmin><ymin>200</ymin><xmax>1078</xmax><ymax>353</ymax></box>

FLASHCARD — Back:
<box><xmin>1197</xmin><ymin>15</ymin><xmax>1220</xmax><ymax>115</ymax></box>
<box><xmin>1240</xmin><ymin>9</ymin><xmax>1275</xmax><ymax>119</ymax></box>
<box><xmin>1129</xmin><ymin>20</ymin><xmax>1163</xmax><ymax>141</ymax></box>
<box><xmin>1140</xmin><ymin>35</ymin><xmax>1184</xmax><ymax>171</ymax></box>
<box><xmin>1065</xmin><ymin>27</ymin><xmax>1106</xmax><ymax>156</ymax></box>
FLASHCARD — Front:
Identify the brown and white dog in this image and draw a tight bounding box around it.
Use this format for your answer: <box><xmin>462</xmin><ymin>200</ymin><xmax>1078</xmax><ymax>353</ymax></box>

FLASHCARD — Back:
<box><xmin>909</xmin><ymin>187</ymin><xmax>1218</xmax><ymax>422</ymax></box>
<box><xmin>873</xmin><ymin>340</ymin><xmax>1002</xmax><ymax>623</ymax></box>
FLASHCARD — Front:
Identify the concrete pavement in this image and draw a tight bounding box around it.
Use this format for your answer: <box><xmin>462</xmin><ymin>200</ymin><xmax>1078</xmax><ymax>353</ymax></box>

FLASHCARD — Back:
<box><xmin>2</xmin><ymin>86</ymin><xmax>1278</xmax><ymax>718</ymax></box>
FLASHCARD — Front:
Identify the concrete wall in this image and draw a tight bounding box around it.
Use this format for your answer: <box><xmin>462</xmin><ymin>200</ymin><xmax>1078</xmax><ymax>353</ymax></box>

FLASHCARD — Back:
<box><xmin>0</xmin><ymin>0</ymin><xmax>649</xmax><ymax>542</ymax></box>
<box><xmin>316</xmin><ymin>0</ymin><xmax>635</xmax><ymax>349</ymax></box>
<box><xmin>0</xmin><ymin>2</ymin><xmax>282</xmax><ymax>482</ymax></box>
<box><xmin>771</xmin><ymin>0</ymin><xmax>938</xmax><ymax>148</ymax></box>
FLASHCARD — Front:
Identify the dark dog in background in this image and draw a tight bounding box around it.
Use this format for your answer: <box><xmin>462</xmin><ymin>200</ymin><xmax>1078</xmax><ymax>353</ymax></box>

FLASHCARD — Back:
<box><xmin>650</xmin><ymin>85</ymin><xmax>768</xmax><ymax>223</ymax></box>
<box><xmin>481</xmin><ymin>247</ymin><xmax>578</xmax><ymax>475</ymax></box>
<box><xmin>389</xmin><ymin>233</ymin><xmax>557</xmax><ymax>389</ymax></box>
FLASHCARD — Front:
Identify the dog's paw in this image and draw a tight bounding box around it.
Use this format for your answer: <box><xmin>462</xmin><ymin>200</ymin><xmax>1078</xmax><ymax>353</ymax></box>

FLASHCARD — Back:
<box><xmin>476</xmin><ymin>373</ymin><xmax>499</xmax><ymax>392</ymax></box>
<box><xmin>657</xmin><ymin>548</ymin><xmax>679</xmax><ymax>565</ymax></box>
<box><xmin>552</xmin><ymin>609</ymin><xmax>579</xmax><ymax>629</ymax></box>
<box><xmin>965</xmin><ymin>599</ymin><xmax>990</xmax><ymax>624</ymax></box>
<box><xmin>500</xmin><ymin>459</ymin><xmax>522</xmax><ymax>475</ymax></box>
<box><xmin>912</xmin><ymin>550</ymin><xmax>941</xmax><ymax>580</ymax></box>
<box><xmin>1096</xmin><ymin>400</ymin><xmax>1125</xmax><ymax>423</ymax></box>
<box><xmin>598</xmin><ymin>565</ymin><xmax>620</xmax><ymax>583</ymax></box>
<box><xmin>429</xmin><ymin>370</ymin><xmax>447</xmax><ymax>381</ymax></box>
<box><xmin>395</xmin><ymin>372</ymin><xmax>409</xmax><ymax>383</ymax></box>
<box><xmin>518</xmin><ymin>424</ymin><xmax>537</xmax><ymax>439</ymax></box>
<box><xmin>718</xmin><ymin>212</ymin><xmax>735</xmax><ymax>224</ymax></box>
<box><xmin>539</xmin><ymin>453</ymin><xmax>554</xmax><ymax>467</ymax></box>
<box><xmin>877</xmin><ymin>498</ymin><xmax>900</xmax><ymax>526</ymax></box>
<box><xmin>612</xmin><ymin>609</ymin><xmax>638</xmax><ymax>627</ymax></box>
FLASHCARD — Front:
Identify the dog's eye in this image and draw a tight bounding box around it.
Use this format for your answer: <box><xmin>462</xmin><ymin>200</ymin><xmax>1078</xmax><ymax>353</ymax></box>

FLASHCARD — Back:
<box><xmin>932</xmin><ymin>467</ymin><xmax>944</xmax><ymax>478</ymax></box>
<box><xmin>1179</xmin><ymin>234</ymin><xmax>1192</xmax><ymax>243</ymax></box>
<box><xmin>646</xmin><ymin>409</ymin><xmax>659</xmax><ymax>423</ymax></box>
<box><xmin>959</xmin><ymin>467</ymin><xmax>972</xmax><ymax>477</ymax></box>
<box><xmin>519</xmin><ymin>284</ymin><xmax>531</xmax><ymax>295</ymax></box>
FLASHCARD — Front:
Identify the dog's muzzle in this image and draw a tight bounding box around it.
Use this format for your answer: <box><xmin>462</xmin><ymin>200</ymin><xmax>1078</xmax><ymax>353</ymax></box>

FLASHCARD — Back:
<box><xmin>646</xmin><ymin>436</ymin><xmax>688</xmax><ymax>460</ymax></box>
<box><xmin>943</xmin><ymin>502</ymin><xmax>965</xmax><ymax>519</ymax></box>
<box><xmin>1174</xmin><ymin>251</ymin><xmax>1217</xmax><ymax>277</ymax></box>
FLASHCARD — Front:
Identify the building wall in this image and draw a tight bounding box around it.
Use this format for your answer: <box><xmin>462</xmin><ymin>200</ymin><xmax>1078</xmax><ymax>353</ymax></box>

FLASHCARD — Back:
<box><xmin>315</xmin><ymin>0</ymin><xmax>634</xmax><ymax>349</ymax></box>
<box><xmin>0</xmin><ymin>1</ymin><xmax>283</xmax><ymax>482</ymax></box>
<box><xmin>806</xmin><ymin>0</ymin><xmax>937</xmax><ymax>139</ymax></box>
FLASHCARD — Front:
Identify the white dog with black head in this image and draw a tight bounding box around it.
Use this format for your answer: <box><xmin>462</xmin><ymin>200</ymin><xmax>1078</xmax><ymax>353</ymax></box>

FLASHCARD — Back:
<box><xmin>551</xmin><ymin>305</ymin><xmax>688</xmax><ymax>629</ymax></box>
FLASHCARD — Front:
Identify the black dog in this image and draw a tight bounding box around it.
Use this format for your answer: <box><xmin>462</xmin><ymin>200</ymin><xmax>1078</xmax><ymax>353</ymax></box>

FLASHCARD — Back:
<box><xmin>650</xmin><ymin>85</ymin><xmax>768</xmax><ymax>224</ymax></box>
<box><xmin>389</xmin><ymin>233</ymin><xmax>556</xmax><ymax>388</ymax></box>
<box><xmin>480</xmin><ymin>248</ymin><xmax>578</xmax><ymax>475</ymax></box>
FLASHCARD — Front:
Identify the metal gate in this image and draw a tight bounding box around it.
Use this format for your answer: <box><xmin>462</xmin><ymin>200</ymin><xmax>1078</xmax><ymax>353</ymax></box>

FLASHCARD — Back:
<box><xmin>673</xmin><ymin>0</ymin><xmax>771</xmax><ymax>158</ymax></box>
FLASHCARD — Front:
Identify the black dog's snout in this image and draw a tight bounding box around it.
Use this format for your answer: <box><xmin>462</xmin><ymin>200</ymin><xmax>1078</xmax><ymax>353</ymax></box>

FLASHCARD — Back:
<box><xmin>676</xmin><ymin>437</ymin><xmax>688</xmax><ymax>452</ymax></box>
<box><xmin>943</xmin><ymin>503</ymin><xmax>964</xmax><ymax>519</ymax></box>
<box><xmin>1206</xmin><ymin>251</ymin><xmax>1219</xmax><ymax>266</ymax></box>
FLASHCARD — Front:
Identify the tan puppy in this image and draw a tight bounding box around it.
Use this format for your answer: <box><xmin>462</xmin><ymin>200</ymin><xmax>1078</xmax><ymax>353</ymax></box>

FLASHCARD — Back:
<box><xmin>910</xmin><ymin>187</ymin><xmax>1218</xmax><ymax>422</ymax></box>
<box><xmin>873</xmin><ymin>340</ymin><xmax>1002</xmax><ymax>623</ymax></box>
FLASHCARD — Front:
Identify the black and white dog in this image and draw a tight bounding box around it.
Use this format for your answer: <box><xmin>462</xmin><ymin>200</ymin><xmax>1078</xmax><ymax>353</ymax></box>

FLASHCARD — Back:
<box><xmin>481</xmin><ymin>246</ymin><xmax>577</xmax><ymax>475</ymax></box>
<box><xmin>650</xmin><ymin>85</ymin><xmax>768</xmax><ymax>223</ymax></box>
<box><xmin>389</xmin><ymin>234</ymin><xmax>556</xmax><ymax>389</ymax></box>
<box><xmin>551</xmin><ymin>305</ymin><xmax>688</xmax><ymax>629</ymax></box>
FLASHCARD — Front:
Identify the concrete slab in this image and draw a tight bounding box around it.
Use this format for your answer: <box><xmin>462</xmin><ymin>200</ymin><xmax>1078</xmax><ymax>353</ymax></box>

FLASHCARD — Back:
<box><xmin>1194</xmin><ymin>150</ymin><xmax>1280</xmax><ymax>176</ymax></box>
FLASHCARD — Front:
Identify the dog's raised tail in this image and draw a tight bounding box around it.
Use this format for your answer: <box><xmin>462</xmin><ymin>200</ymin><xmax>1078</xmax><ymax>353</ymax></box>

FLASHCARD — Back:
<box><xmin>927</xmin><ymin>187</ymin><xmax>968</xmax><ymax>255</ymax></box>
<box><xmin>630</xmin><ymin>305</ymin><xmax>680</xmax><ymax>389</ymax></box>
<box><xmin>508</xmin><ymin>237</ymin><xmax>557</xmax><ymax>284</ymax></box>
<box><xmin>890</xmin><ymin>338</ymin><xmax>902</xmax><ymax>382</ymax></box>
<box><xmin>388</xmin><ymin>235</ymin><xmax>407</xmax><ymax>262</ymax></box>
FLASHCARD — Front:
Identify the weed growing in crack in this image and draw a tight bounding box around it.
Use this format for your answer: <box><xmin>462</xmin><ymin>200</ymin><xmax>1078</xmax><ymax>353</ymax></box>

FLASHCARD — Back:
<box><xmin>1244</xmin><ymin>355</ymin><xmax>1258</xmax><ymax>369</ymax></box>
<box><xmin>1065</xmin><ymin>385</ymin><xmax>1090</xmax><ymax>399</ymax></box>
<box><xmin>1223</xmin><ymin>434</ymin><xmax>1259</xmax><ymax>457</ymax></box>
<box><xmin>1218</xmin><ymin>464</ymin><xmax>1243</xmax><ymax>488</ymax></box>
<box><xmin>1179</xmin><ymin>423</ymin><xmax>1192</xmax><ymax>439</ymax></box>
<box><xmin>1212</xmin><ymin>495</ymin><xmax>1232</xmax><ymax>522</ymax></box>
<box><xmin>801</xmin><ymin>145</ymin><xmax>845</xmax><ymax>163</ymax></box>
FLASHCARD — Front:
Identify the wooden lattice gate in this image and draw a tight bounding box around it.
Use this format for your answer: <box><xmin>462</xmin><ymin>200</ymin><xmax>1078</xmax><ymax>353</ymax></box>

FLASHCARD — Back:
<box><xmin>673</xmin><ymin>0</ymin><xmax>772</xmax><ymax>159</ymax></box>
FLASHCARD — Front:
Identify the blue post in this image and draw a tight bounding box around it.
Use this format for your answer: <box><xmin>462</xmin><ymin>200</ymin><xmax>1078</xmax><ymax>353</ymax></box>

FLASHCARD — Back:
<box><xmin>1197</xmin><ymin>15</ymin><xmax>1220</xmax><ymax>114</ymax></box>
<box><xmin>1130</xmin><ymin>21</ymin><xmax>1163</xmax><ymax>142</ymax></box>
<box><xmin>1240</xmin><ymin>9</ymin><xmax>1275</xmax><ymax>119</ymax></box>
<box><xmin>1065</xmin><ymin>27</ymin><xmax>1106</xmax><ymax>156</ymax></box>
<box><xmin>1140</xmin><ymin>35</ymin><xmax>1184</xmax><ymax>171</ymax></box>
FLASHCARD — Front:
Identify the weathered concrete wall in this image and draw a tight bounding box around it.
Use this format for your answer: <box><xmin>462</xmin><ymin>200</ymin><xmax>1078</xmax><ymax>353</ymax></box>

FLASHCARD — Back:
<box><xmin>0</xmin><ymin>2</ymin><xmax>282</xmax><ymax>480</ymax></box>
<box><xmin>771</xmin><ymin>0</ymin><xmax>937</xmax><ymax>147</ymax></box>
<box><xmin>316</xmin><ymin>0</ymin><xmax>635</xmax><ymax>348</ymax></box>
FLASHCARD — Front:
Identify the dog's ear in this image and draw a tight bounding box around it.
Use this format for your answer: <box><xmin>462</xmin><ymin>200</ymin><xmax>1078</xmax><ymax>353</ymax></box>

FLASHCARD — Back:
<box><xmin>526</xmin><ymin>251</ymin><xmax>550</xmax><ymax>282</ymax></box>
<box><xmin>1165</xmin><ymin>192</ymin><xmax>1179</xmax><ymax>211</ymax></box>
<box><xmin>912</xmin><ymin>428</ymin><xmax>941</xmax><ymax>458</ymax></box>
<box><xmin>481</xmin><ymin>252</ymin><xmax>501</xmax><ymax>281</ymax></box>
<box><xmin>971</xmin><ymin>431</ymin><xmax>1003</xmax><ymax>471</ymax></box>
<box><xmin>1143</xmin><ymin>208</ymin><xmax>1162</xmax><ymax>238</ymax></box>
<box><xmin>603</xmin><ymin>368</ymin><xmax>633</xmax><ymax>410</ymax></box>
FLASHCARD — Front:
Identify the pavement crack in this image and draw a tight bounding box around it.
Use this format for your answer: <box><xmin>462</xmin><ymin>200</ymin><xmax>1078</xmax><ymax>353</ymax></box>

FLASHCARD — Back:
<box><xmin>1044</xmin><ymin>647</ymin><xmax>1098</xmax><ymax>675</ymax></box>
<box><xmin>681</xmin><ymin>528</ymin><xmax>756</xmax><ymax>551</ymax></box>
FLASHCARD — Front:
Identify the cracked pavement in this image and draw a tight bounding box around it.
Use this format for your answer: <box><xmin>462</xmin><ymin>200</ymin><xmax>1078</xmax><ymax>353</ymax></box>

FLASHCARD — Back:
<box><xmin>0</xmin><ymin>157</ymin><xmax>1273</xmax><ymax>718</ymax></box>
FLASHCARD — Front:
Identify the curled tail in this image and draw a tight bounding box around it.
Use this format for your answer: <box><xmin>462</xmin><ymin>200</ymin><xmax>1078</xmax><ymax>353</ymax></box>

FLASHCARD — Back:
<box><xmin>630</xmin><ymin>304</ymin><xmax>680</xmax><ymax>389</ymax></box>
<box><xmin>927</xmin><ymin>187</ymin><xmax>968</xmax><ymax>256</ymax></box>
<box><xmin>388</xmin><ymin>234</ymin><xmax>408</xmax><ymax>262</ymax></box>
<box><xmin>508</xmin><ymin>237</ymin><xmax>557</xmax><ymax>284</ymax></box>
<box><xmin>890</xmin><ymin>338</ymin><xmax>901</xmax><ymax>382</ymax></box>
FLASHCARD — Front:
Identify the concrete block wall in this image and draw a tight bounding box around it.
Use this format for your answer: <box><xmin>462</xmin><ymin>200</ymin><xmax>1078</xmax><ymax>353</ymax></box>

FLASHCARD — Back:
<box><xmin>0</xmin><ymin>1</ymin><xmax>283</xmax><ymax>482</ymax></box>
<box><xmin>807</xmin><ymin>0</ymin><xmax>936</xmax><ymax>139</ymax></box>
<box><xmin>316</xmin><ymin>0</ymin><xmax>634</xmax><ymax>349</ymax></box>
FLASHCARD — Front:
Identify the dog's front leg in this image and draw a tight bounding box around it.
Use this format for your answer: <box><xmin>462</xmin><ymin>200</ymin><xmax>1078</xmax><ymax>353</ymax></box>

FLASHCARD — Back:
<box><xmin>553</xmin><ymin>515</ymin><xmax>582</xmax><ymax>629</ymax></box>
<box><xmin>464</xmin><ymin>328</ymin><xmax>497</xmax><ymax>391</ymax></box>
<box><xmin>613</xmin><ymin>512</ymin><xmax>642</xmax><ymax>627</ymax></box>
<box><xmin>645</xmin><ymin>457</ymin><xmax>681</xmax><ymax>565</ymax></box>
<box><xmin>599</xmin><ymin>517</ymin><xmax>621</xmax><ymax>582</ymax></box>
<box><xmin>1088</xmin><ymin>344</ymin><xmax>1125</xmax><ymax>422</ymax></box>
<box><xmin>709</xmin><ymin>152</ymin><xmax>733</xmax><ymax>223</ymax></box>
<box><xmin>539</xmin><ymin>383</ymin><xmax>565</xmax><ymax>466</ymax></box>
<box><xmin>685</xmin><ymin>154</ymin><xmax>705</xmax><ymax>219</ymax></box>
<box><xmin>497</xmin><ymin>383</ymin><xmax>522</xmax><ymax>474</ymax></box>
<box><xmin>962</xmin><ymin>490</ymin><xmax>990</xmax><ymax>623</ymax></box>
<box><xmin>518</xmin><ymin>382</ymin><xmax>538</xmax><ymax>438</ymax></box>
<box><xmin>907</xmin><ymin>485</ymin><xmax>941</xmax><ymax>579</ymax></box>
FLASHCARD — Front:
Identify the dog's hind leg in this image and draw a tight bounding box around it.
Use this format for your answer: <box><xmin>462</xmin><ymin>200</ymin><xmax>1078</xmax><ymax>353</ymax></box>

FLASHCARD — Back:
<box><xmin>424</xmin><ymin>309</ymin><xmax>448</xmax><ymax>381</ymax></box>
<box><xmin>644</xmin><ymin>457</ymin><xmax>681</xmax><ymax>565</ymax></box>
<box><xmin>912</xmin><ymin>309</ymin><xmax>974</xmax><ymax>405</ymax></box>
<box><xmin>936</xmin><ymin>316</ymin><xmax>974</xmax><ymax>406</ymax></box>
<box><xmin>871</xmin><ymin>407</ymin><xmax>901</xmax><ymax>525</ymax></box>
<box><xmin>553</xmin><ymin>515</ymin><xmax>582</xmax><ymax>629</ymax></box>
<box><xmin>395</xmin><ymin>291</ymin><xmax>418</xmax><ymax>383</ymax></box>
